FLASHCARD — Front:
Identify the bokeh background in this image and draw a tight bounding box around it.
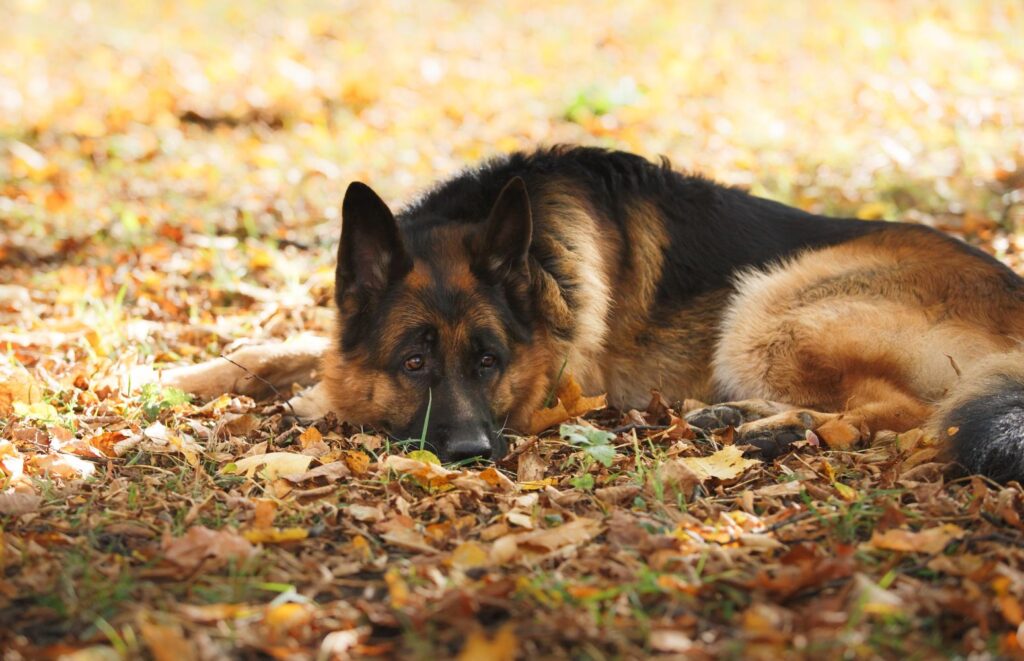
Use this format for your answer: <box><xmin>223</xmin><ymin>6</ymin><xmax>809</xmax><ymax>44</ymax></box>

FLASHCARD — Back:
<box><xmin>3</xmin><ymin>2</ymin><xmax>1024</xmax><ymax>657</ymax></box>
<box><xmin>2</xmin><ymin>0</ymin><xmax>1023</xmax><ymax>378</ymax></box>
<box><xmin>4</xmin><ymin>0</ymin><xmax>1023</xmax><ymax>370</ymax></box>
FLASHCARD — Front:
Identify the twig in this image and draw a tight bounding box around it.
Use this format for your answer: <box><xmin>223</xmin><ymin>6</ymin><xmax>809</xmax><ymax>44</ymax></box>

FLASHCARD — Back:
<box><xmin>219</xmin><ymin>355</ymin><xmax>298</xmax><ymax>417</ymax></box>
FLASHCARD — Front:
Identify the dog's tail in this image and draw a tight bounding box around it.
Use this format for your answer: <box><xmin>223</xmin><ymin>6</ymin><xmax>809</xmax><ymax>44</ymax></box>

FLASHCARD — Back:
<box><xmin>932</xmin><ymin>349</ymin><xmax>1024</xmax><ymax>483</ymax></box>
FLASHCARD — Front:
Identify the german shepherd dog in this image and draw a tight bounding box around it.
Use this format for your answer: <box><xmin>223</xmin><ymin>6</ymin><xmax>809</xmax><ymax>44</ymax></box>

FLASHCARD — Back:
<box><xmin>323</xmin><ymin>146</ymin><xmax>1024</xmax><ymax>480</ymax></box>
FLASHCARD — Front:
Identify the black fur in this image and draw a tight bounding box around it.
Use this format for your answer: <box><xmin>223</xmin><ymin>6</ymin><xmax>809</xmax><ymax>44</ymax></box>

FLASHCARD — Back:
<box><xmin>399</xmin><ymin>147</ymin><xmax>885</xmax><ymax>314</ymax></box>
<box><xmin>944</xmin><ymin>376</ymin><xmax>1024</xmax><ymax>483</ymax></box>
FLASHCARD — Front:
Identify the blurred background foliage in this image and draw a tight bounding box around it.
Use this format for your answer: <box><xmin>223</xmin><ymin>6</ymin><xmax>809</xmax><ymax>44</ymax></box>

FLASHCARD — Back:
<box><xmin>1</xmin><ymin>0</ymin><xmax>1022</xmax><ymax>302</ymax></box>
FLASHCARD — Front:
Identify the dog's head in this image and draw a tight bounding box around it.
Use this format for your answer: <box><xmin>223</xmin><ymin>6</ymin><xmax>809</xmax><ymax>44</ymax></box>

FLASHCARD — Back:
<box><xmin>325</xmin><ymin>177</ymin><xmax>553</xmax><ymax>462</ymax></box>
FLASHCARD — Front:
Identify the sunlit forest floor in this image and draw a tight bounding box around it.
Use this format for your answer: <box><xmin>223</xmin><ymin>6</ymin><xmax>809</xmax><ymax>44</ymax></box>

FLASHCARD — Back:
<box><xmin>2</xmin><ymin>1</ymin><xmax>1024</xmax><ymax>658</ymax></box>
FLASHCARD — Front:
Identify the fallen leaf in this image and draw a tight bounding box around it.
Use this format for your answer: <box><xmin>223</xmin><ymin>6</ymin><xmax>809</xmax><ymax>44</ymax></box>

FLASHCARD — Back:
<box><xmin>450</xmin><ymin>541</ymin><xmax>490</xmax><ymax>569</ymax></box>
<box><xmin>384</xmin><ymin>454</ymin><xmax>456</xmax><ymax>487</ymax></box>
<box><xmin>680</xmin><ymin>445</ymin><xmax>761</xmax><ymax>482</ymax></box>
<box><xmin>281</xmin><ymin>460</ymin><xmax>350</xmax><ymax>484</ymax></box>
<box><xmin>649</xmin><ymin>629</ymin><xmax>693</xmax><ymax>653</ymax></box>
<box><xmin>139</xmin><ymin>619</ymin><xmax>196</xmax><ymax>661</ymax></box>
<box><xmin>343</xmin><ymin>450</ymin><xmax>371</xmax><ymax>475</ymax></box>
<box><xmin>298</xmin><ymin>426</ymin><xmax>323</xmax><ymax>448</ymax></box>
<box><xmin>162</xmin><ymin>525</ymin><xmax>256</xmax><ymax>572</ymax></box>
<box><xmin>0</xmin><ymin>491</ymin><xmax>41</xmax><ymax>515</ymax></box>
<box><xmin>457</xmin><ymin>624</ymin><xmax>517</xmax><ymax>661</ymax></box>
<box><xmin>528</xmin><ymin>374</ymin><xmax>607</xmax><ymax>433</ymax></box>
<box><xmin>251</xmin><ymin>499</ymin><xmax>277</xmax><ymax>528</ymax></box>
<box><xmin>868</xmin><ymin>524</ymin><xmax>966</xmax><ymax>554</ymax></box>
<box><xmin>347</xmin><ymin>504</ymin><xmax>384</xmax><ymax>522</ymax></box>
<box><xmin>243</xmin><ymin>527</ymin><xmax>308</xmax><ymax>544</ymax></box>
<box><xmin>851</xmin><ymin>573</ymin><xmax>904</xmax><ymax>615</ymax></box>
<box><xmin>492</xmin><ymin>517</ymin><xmax>602</xmax><ymax>563</ymax></box>
<box><xmin>228</xmin><ymin>452</ymin><xmax>313</xmax><ymax>480</ymax></box>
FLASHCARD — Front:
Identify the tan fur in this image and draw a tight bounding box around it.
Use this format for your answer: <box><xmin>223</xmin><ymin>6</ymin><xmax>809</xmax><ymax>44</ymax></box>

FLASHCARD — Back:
<box><xmin>321</xmin><ymin>339</ymin><xmax>417</xmax><ymax>430</ymax></box>
<box><xmin>930</xmin><ymin>348</ymin><xmax>1024</xmax><ymax>439</ymax></box>
<box><xmin>531</xmin><ymin>183</ymin><xmax>613</xmax><ymax>393</ymax></box>
<box><xmin>713</xmin><ymin>230</ymin><xmax>1024</xmax><ymax>441</ymax></box>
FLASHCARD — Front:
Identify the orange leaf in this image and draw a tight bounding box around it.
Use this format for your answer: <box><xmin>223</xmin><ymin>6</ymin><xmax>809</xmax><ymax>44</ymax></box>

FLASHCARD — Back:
<box><xmin>343</xmin><ymin>450</ymin><xmax>371</xmax><ymax>475</ymax></box>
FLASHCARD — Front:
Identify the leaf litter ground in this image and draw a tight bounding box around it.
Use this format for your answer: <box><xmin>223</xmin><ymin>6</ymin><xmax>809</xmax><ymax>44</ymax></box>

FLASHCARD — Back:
<box><xmin>2</xmin><ymin>1</ymin><xmax>1024</xmax><ymax>659</ymax></box>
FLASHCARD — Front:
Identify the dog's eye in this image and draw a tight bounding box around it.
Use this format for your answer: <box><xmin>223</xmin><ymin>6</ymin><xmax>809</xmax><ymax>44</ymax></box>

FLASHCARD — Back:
<box><xmin>480</xmin><ymin>353</ymin><xmax>498</xmax><ymax>369</ymax></box>
<box><xmin>404</xmin><ymin>355</ymin><xmax>424</xmax><ymax>372</ymax></box>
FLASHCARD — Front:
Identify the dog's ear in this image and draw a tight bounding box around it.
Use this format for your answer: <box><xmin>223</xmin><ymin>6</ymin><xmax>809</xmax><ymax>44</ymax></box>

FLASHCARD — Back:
<box><xmin>337</xmin><ymin>182</ymin><xmax>412</xmax><ymax>303</ymax></box>
<box><xmin>474</xmin><ymin>176</ymin><xmax>532</xmax><ymax>283</ymax></box>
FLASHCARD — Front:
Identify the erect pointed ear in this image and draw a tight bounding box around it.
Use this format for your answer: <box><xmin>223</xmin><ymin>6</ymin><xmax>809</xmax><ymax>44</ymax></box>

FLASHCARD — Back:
<box><xmin>336</xmin><ymin>182</ymin><xmax>412</xmax><ymax>302</ymax></box>
<box><xmin>473</xmin><ymin>176</ymin><xmax>533</xmax><ymax>283</ymax></box>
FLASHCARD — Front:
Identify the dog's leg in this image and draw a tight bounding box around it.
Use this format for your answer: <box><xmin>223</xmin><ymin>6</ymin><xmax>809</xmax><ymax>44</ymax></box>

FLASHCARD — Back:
<box><xmin>162</xmin><ymin>334</ymin><xmax>329</xmax><ymax>400</ymax></box>
<box><xmin>684</xmin><ymin>399</ymin><xmax>790</xmax><ymax>430</ymax></box>
<box><xmin>733</xmin><ymin>377</ymin><xmax>932</xmax><ymax>458</ymax></box>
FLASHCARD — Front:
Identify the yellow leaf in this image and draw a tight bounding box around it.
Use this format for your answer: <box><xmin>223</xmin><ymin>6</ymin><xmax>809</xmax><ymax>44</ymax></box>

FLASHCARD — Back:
<box><xmin>350</xmin><ymin>534</ymin><xmax>373</xmax><ymax>561</ymax></box>
<box><xmin>833</xmin><ymin>481</ymin><xmax>858</xmax><ymax>501</ymax></box>
<box><xmin>678</xmin><ymin>446</ymin><xmax>760</xmax><ymax>482</ymax></box>
<box><xmin>385</xmin><ymin>568</ymin><xmax>410</xmax><ymax>608</ymax></box>
<box><xmin>243</xmin><ymin>527</ymin><xmax>309</xmax><ymax>544</ymax></box>
<box><xmin>263</xmin><ymin>602</ymin><xmax>311</xmax><ymax>637</ymax></box>
<box><xmin>12</xmin><ymin>400</ymin><xmax>61</xmax><ymax>424</ymax></box>
<box><xmin>518</xmin><ymin>478</ymin><xmax>558</xmax><ymax>491</ymax></box>
<box><xmin>868</xmin><ymin>524</ymin><xmax>965</xmax><ymax>554</ymax></box>
<box><xmin>0</xmin><ymin>364</ymin><xmax>40</xmax><ymax>416</ymax></box>
<box><xmin>227</xmin><ymin>452</ymin><xmax>313</xmax><ymax>480</ymax></box>
<box><xmin>457</xmin><ymin>623</ymin><xmax>517</xmax><ymax>661</ymax></box>
<box><xmin>407</xmin><ymin>449</ymin><xmax>441</xmax><ymax>465</ymax></box>
<box><xmin>450</xmin><ymin>541</ymin><xmax>490</xmax><ymax>569</ymax></box>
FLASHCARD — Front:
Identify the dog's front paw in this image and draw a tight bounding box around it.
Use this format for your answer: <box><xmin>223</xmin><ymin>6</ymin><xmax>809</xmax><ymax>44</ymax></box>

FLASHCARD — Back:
<box><xmin>685</xmin><ymin>404</ymin><xmax>746</xmax><ymax>430</ymax></box>
<box><xmin>737</xmin><ymin>425</ymin><xmax>809</xmax><ymax>460</ymax></box>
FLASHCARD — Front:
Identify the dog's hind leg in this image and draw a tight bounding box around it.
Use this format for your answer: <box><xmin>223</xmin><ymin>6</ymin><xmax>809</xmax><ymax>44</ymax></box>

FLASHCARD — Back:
<box><xmin>726</xmin><ymin>377</ymin><xmax>932</xmax><ymax>458</ymax></box>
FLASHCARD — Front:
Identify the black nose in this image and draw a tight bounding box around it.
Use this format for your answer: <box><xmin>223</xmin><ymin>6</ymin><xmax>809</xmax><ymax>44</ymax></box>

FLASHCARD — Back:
<box><xmin>444</xmin><ymin>431</ymin><xmax>493</xmax><ymax>463</ymax></box>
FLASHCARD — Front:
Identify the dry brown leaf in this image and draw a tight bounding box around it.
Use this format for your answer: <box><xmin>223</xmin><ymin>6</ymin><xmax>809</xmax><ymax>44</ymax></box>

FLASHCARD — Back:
<box><xmin>251</xmin><ymin>499</ymin><xmax>277</xmax><ymax>529</ymax></box>
<box><xmin>868</xmin><ymin>524</ymin><xmax>966</xmax><ymax>554</ymax></box>
<box><xmin>347</xmin><ymin>504</ymin><xmax>385</xmax><ymax>522</ymax></box>
<box><xmin>281</xmin><ymin>460</ymin><xmax>350</xmax><ymax>484</ymax></box>
<box><xmin>384</xmin><ymin>454</ymin><xmax>457</xmax><ymax>487</ymax></box>
<box><xmin>494</xmin><ymin>517</ymin><xmax>602</xmax><ymax>561</ymax></box>
<box><xmin>516</xmin><ymin>442</ymin><xmax>545</xmax><ymax>482</ymax></box>
<box><xmin>27</xmin><ymin>452</ymin><xmax>96</xmax><ymax>479</ymax></box>
<box><xmin>139</xmin><ymin>619</ymin><xmax>196</xmax><ymax>661</ymax></box>
<box><xmin>381</xmin><ymin>527</ymin><xmax>437</xmax><ymax>554</ymax></box>
<box><xmin>595</xmin><ymin>484</ymin><xmax>641</xmax><ymax>505</ymax></box>
<box><xmin>527</xmin><ymin>400</ymin><xmax>571</xmax><ymax>435</ymax></box>
<box><xmin>162</xmin><ymin>525</ymin><xmax>256</xmax><ymax>572</ymax></box>
<box><xmin>527</xmin><ymin>374</ymin><xmax>606</xmax><ymax>433</ymax></box>
<box><xmin>0</xmin><ymin>491</ymin><xmax>41</xmax><ymax>515</ymax></box>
